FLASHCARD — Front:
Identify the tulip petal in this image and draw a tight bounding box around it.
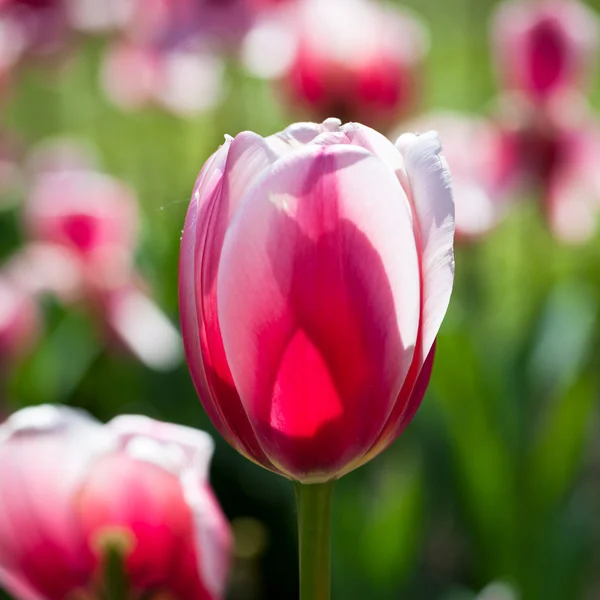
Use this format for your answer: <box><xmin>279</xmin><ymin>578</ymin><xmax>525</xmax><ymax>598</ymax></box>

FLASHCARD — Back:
<box><xmin>108</xmin><ymin>414</ymin><xmax>215</xmax><ymax>479</ymax></box>
<box><xmin>0</xmin><ymin>406</ymin><xmax>114</xmax><ymax>600</ymax></box>
<box><xmin>217</xmin><ymin>144</ymin><xmax>420</xmax><ymax>481</ymax></box>
<box><xmin>108</xmin><ymin>419</ymin><xmax>229</xmax><ymax>599</ymax></box>
<box><xmin>181</xmin><ymin>474</ymin><xmax>232</xmax><ymax>599</ymax></box>
<box><xmin>396</xmin><ymin>131</ymin><xmax>455</xmax><ymax>361</ymax></box>
<box><xmin>181</xmin><ymin>134</ymin><xmax>282</xmax><ymax>472</ymax></box>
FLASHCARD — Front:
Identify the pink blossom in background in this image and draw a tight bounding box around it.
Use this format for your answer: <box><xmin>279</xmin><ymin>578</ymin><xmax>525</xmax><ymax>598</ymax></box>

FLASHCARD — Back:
<box><xmin>65</xmin><ymin>0</ymin><xmax>133</xmax><ymax>35</ymax></box>
<box><xmin>0</xmin><ymin>274</ymin><xmax>40</xmax><ymax>366</ymax></box>
<box><xmin>399</xmin><ymin>112</ymin><xmax>515</xmax><ymax>241</ymax></box>
<box><xmin>121</xmin><ymin>0</ymin><xmax>255</xmax><ymax>50</ymax></box>
<box><xmin>101</xmin><ymin>40</ymin><xmax>224</xmax><ymax>117</ymax></box>
<box><xmin>491</xmin><ymin>0</ymin><xmax>599</xmax><ymax>103</ymax></box>
<box><xmin>0</xmin><ymin>0</ymin><xmax>70</xmax><ymax>60</ymax></box>
<box><xmin>493</xmin><ymin>92</ymin><xmax>600</xmax><ymax>243</ymax></box>
<box><xmin>0</xmin><ymin>404</ymin><xmax>231</xmax><ymax>600</ymax></box>
<box><xmin>179</xmin><ymin>118</ymin><xmax>454</xmax><ymax>482</ymax></box>
<box><xmin>242</xmin><ymin>0</ymin><xmax>428</xmax><ymax>129</ymax></box>
<box><xmin>17</xmin><ymin>139</ymin><xmax>182</xmax><ymax>369</ymax></box>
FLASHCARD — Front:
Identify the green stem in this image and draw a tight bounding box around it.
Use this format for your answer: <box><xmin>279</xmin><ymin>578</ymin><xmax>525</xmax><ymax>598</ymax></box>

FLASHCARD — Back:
<box><xmin>295</xmin><ymin>481</ymin><xmax>334</xmax><ymax>600</ymax></box>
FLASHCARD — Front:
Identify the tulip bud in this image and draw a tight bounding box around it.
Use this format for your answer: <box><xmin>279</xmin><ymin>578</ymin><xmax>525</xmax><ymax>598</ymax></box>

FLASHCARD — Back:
<box><xmin>492</xmin><ymin>0</ymin><xmax>599</xmax><ymax>102</ymax></box>
<box><xmin>0</xmin><ymin>405</ymin><xmax>231</xmax><ymax>600</ymax></box>
<box><xmin>179</xmin><ymin>118</ymin><xmax>455</xmax><ymax>483</ymax></box>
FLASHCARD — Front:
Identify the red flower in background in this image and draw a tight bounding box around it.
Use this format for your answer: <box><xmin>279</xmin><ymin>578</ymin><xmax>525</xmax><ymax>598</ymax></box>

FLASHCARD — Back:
<box><xmin>492</xmin><ymin>0</ymin><xmax>598</xmax><ymax>103</ymax></box>
<box><xmin>0</xmin><ymin>405</ymin><xmax>231</xmax><ymax>600</ymax></box>
<box><xmin>242</xmin><ymin>0</ymin><xmax>428</xmax><ymax>129</ymax></box>
<box><xmin>494</xmin><ymin>92</ymin><xmax>600</xmax><ymax>242</ymax></box>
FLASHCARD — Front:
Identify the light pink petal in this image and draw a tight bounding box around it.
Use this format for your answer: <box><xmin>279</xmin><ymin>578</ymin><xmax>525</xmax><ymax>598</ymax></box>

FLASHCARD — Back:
<box><xmin>395</xmin><ymin>131</ymin><xmax>455</xmax><ymax>362</ymax></box>
<box><xmin>0</xmin><ymin>406</ymin><xmax>115</xmax><ymax>599</ymax></box>
<box><xmin>265</xmin><ymin>118</ymin><xmax>342</xmax><ymax>155</ymax></box>
<box><xmin>107</xmin><ymin>414</ymin><xmax>230</xmax><ymax>597</ymax></box>
<box><xmin>217</xmin><ymin>144</ymin><xmax>420</xmax><ymax>481</ymax></box>
<box><xmin>108</xmin><ymin>414</ymin><xmax>214</xmax><ymax>480</ymax></box>
<box><xmin>105</xmin><ymin>286</ymin><xmax>182</xmax><ymax>371</ymax></box>
<box><xmin>181</xmin><ymin>475</ymin><xmax>232</xmax><ymax>599</ymax></box>
<box><xmin>180</xmin><ymin>136</ymin><xmax>279</xmax><ymax>470</ymax></box>
<box><xmin>158</xmin><ymin>49</ymin><xmax>224</xmax><ymax>116</ymax></box>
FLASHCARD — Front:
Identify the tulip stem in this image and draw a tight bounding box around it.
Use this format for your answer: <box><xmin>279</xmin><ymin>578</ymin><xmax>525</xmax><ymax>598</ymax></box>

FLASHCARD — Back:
<box><xmin>295</xmin><ymin>481</ymin><xmax>334</xmax><ymax>600</ymax></box>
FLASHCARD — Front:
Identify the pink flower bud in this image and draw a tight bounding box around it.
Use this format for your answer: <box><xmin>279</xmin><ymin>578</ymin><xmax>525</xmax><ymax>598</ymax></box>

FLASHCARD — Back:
<box><xmin>179</xmin><ymin>118</ymin><xmax>455</xmax><ymax>482</ymax></box>
<box><xmin>0</xmin><ymin>405</ymin><xmax>231</xmax><ymax>600</ymax></box>
<box><xmin>491</xmin><ymin>0</ymin><xmax>599</xmax><ymax>102</ymax></box>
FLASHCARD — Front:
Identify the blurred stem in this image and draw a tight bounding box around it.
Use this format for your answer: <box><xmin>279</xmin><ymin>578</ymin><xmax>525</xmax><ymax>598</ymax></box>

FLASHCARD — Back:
<box><xmin>295</xmin><ymin>481</ymin><xmax>334</xmax><ymax>600</ymax></box>
<box><xmin>101</xmin><ymin>541</ymin><xmax>130</xmax><ymax>600</ymax></box>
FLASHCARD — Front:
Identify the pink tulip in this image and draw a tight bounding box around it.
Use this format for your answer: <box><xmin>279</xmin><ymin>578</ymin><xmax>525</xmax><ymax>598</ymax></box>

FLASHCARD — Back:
<box><xmin>0</xmin><ymin>405</ymin><xmax>231</xmax><ymax>600</ymax></box>
<box><xmin>179</xmin><ymin>118</ymin><xmax>455</xmax><ymax>482</ymax></box>
<box><xmin>122</xmin><ymin>0</ymin><xmax>256</xmax><ymax>50</ymax></box>
<box><xmin>400</xmin><ymin>112</ymin><xmax>515</xmax><ymax>240</ymax></box>
<box><xmin>242</xmin><ymin>0</ymin><xmax>428</xmax><ymax>129</ymax></box>
<box><xmin>101</xmin><ymin>40</ymin><xmax>224</xmax><ymax>117</ymax></box>
<box><xmin>24</xmin><ymin>144</ymin><xmax>138</xmax><ymax>293</ymax></box>
<box><xmin>491</xmin><ymin>0</ymin><xmax>599</xmax><ymax>102</ymax></box>
<box><xmin>0</xmin><ymin>274</ymin><xmax>40</xmax><ymax>364</ymax></box>
<box><xmin>0</xmin><ymin>0</ymin><xmax>69</xmax><ymax>59</ymax></box>
<box><xmin>494</xmin><ymin>92</ymin><xmax>600</xmax><ymax>242</ymax></box>
<box><xmin>20</xmin><ymin>138</ymin><xmax>182</xmax><ymax>369</ymax></box>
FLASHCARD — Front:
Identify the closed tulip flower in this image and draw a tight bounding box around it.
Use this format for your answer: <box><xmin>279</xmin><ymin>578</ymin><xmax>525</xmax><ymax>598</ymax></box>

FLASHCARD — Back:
<box><xmin>0</xmin><ymin>404</ymin><xmax>231</xmax><ymax>600</ymax></box>
<box><xmin>179</xmin><ymin>118</ymin><xmax>454</xmax><ymax>598</ymax></box>
<box><xmin>179</xmin><ymin>117</ymin><xmax>454</xmax><ymax>483</ymax></box>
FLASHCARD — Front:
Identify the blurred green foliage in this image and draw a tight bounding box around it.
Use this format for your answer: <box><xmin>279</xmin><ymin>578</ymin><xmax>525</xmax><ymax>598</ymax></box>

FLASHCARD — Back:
<box><xmin>3</xmin><ymin>0</ymin><xmax>600</xmax><ymax>599</ymax></box>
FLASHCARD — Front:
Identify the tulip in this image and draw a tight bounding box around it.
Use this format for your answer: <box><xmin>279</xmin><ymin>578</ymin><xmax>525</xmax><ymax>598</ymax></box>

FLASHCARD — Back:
<box><xmin>121</xmin><ymin>0</ymin><xmax>256</xmax><ymax>50</ymax></box>
<box><xmin>179</xmin><ymin>117</ymin><xmax>455</xmax><ymax>598</ymax></box>
<box><xmin>242</xmin><ymin>0</ymin><xmax>428</xmax><ymax>129</ymax></box>
<box><xmin>21</xmin><ymin>139</ymin><xmax>182</xmax><ymax>369</ymax></box>
<box><xmin>491</xmin><ymin>0</ymin><xmax>599</xmax><ymax>103</ymax></box>
<box><xmin>493</xmin><ymin>92</ymin><xmax>600</xmax><ymax>243</ymax></box>
<box><xmin>0</xmin><ymin>0</ymin><xmax>70</xmax><ymax>60</ymax></box>
<box><xmin>0</xmin><ymin>404</ymin><xmax>231</xmax><ymax>600</ymax></box>
<box><xmin>101</xmin><ymin>40</ymin><xmax>224</xmax><ymax>117</ymax></box>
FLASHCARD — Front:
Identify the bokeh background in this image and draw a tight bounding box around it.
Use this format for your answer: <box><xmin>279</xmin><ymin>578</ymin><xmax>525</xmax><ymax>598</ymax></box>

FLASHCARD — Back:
<box><xmin>2</xmin><ymin>0</ymin><xmax>600</xmax><ymax>599</ymax></box>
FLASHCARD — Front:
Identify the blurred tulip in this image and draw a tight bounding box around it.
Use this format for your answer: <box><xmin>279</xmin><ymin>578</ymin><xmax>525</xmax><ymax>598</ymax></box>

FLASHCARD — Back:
<box><xmin>494</xmin><ymin>92</ymin><xmax>600</xmax><ymax>243</ymax></box>
<box><xmin>243</xmin><ymin>0</ymin><xmax>428</xmax><ymax>129</ymax></box>
<box><xmin>179</xmin><ymin>118</ymin><xmax>455</xmax><ymax>482</ymax></box>
<box><xmin>0</xmin><ymin>0</ymin><xmax>69</xmax><ymax>59</ymax></box>
<box><xmin>400</xmin><ymin>112</ymin><xmax>514</xmax><ymax>240</ymax></box>
<box><xmin>101</xmin><ymin>40</ymin><xmax>224</xmax><ymax>117</ymax></box>
<box><xmin>65</xmin><ymin>0</ymin><xmax>133</xmax><ymax>34</ymax></box>
<box><xmin>0</xmin><ymin>404</ymin><xmax>231</xmax><ymax>600</ymax></box>
<box><xmin>20</xmin><ymin>138</ymin><xmax>182</xmax><ymax>369</ymax></box>
<box><xmin>0</xmin><ymin>273</ymin><xmax>40</xmax><ymax>365</ymax></box>
<box><xmin>122</xmin><ymin>0</ymin><xmax>255</xmax><ymax>50</ymax></box>
<box><xmin>491</xmin><ymin>0</ymin><xmax>599</xmax><ymax>103</ymax></box>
